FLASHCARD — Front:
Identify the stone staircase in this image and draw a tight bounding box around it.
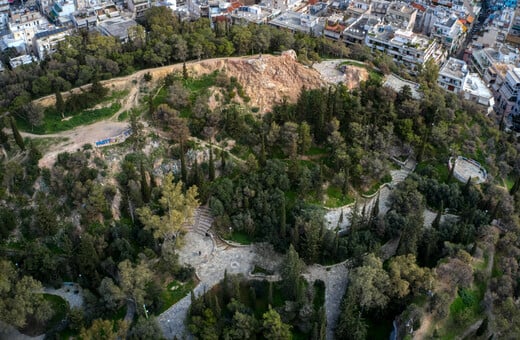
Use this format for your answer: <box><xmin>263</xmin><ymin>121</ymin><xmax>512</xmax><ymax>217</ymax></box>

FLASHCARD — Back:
<box><xmin>187</xmin><ymin>206</ymin><xmax>213</xmax><ymax>236</ymax></box>
<box><xmin>390</xmin><ymin>169</ymin><xmax>409</xmax><ymax>184</ymax></box>
<box><xmin>186</xmin><ymin>206</ymin><xmax>229</xmax><ymax>251</ymax></box>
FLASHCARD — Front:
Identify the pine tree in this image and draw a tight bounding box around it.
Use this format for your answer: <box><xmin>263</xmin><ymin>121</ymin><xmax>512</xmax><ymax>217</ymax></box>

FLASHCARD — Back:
<box><xmin>10</xmin><ymin>116</ymin><xmax>25</xmax><ymax>151</ymax></box>
<box><xmin>208</xmin><ymin>146</ymin><xmax>215</xmax><ymax>181</ymax></box>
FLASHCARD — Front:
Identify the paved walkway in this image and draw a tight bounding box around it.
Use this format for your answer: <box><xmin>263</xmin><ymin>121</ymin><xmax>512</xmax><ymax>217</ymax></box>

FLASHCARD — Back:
<box><xmin>304</xmin><ymin>263</ymin><xmax>350</xmax><ymax>340</ymax></box>
<box><xmin>158</xmin><ymin>208</ymin><xmax>282</xmax><ymax>339</ymax></box>
<box><xmin>42</xmin><ymin>283</ymin><xmax>84</xmax><ymax>309</ymax></box>
<box><xmin>324</xmin><ymin>160</ymin><xmax>415</xmax><ymax>232</ymax></box>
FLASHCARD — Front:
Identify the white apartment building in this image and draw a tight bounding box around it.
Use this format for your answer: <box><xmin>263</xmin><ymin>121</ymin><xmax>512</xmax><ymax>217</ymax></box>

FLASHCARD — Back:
<box><xmin>0</xmin><ymin>0</ymin><xmax>9</xmax><ymax>31</ymax></box>
<box><xmin>438</xmin><ymin>57</ymin><xmax>469</xmax><ymax>93</ymax></box>
<box><xmin>8</xmin><ymin>10</ymin><xmax>50</xmax><ymax>51</ymax></box>
<box><xmin>365</xmin><ymin>24</ymin><xmax>444</xmax><ymax>72</ymax></box>
<box><xmin>463</xmin><ymin>74</ymin><xmax>495</xmax><ymax>114</ymax></box>
<box><xmin>432</xmin><ymin>15</ymin><xmax>464</xmax><ymax>54</ymax></box>
<box><xmin>33</xmin><ymin>27</ymin><xmax>69</xmax><ymax>60</ymax></box>
<box><xmin>495</xmin><ymin>66</ymin><xmax>520</xmax><ymax>117</ymax></box>
<box><xmin>127</xmin><ymin>0</ymin><xmax>150</xmax><ymax>18</ymax></box>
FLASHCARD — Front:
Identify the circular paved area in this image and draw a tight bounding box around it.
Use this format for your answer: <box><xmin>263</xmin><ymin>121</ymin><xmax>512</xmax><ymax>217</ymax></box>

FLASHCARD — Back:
<box><xmin>450</xmin><ymin>156</ymin><xmax>487</xmax><ymax>183</ymax></box>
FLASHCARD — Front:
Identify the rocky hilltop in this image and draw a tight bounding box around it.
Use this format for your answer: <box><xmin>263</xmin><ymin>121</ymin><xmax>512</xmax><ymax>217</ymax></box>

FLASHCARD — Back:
<box><xmin>35</xmin><ymin>52</ymin><xmax>370</xmax><ymax>114</ymax></box>
<box><xmin>189</xmin><ymin>50</ymin><xmax>326</xmax><ymax>113</ymax></box>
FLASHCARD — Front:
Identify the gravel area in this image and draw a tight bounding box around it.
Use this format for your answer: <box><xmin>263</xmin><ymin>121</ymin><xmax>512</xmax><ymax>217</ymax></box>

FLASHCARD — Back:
<box><xmin>42</xmin><ymin>283</ymin><xmax>84</xmax><ymax>309</ymax></box>
<box><xmin>160</xmin><ymin>234</ymin><xmax>282</xmax><ymax>339</ymax></box>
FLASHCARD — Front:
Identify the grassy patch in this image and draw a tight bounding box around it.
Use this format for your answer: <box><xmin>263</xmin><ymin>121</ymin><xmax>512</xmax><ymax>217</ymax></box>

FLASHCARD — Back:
<box><xmin>305</xmin><ymin>146</ymin><xmax>327</xmax><ymax>156</ymax></box>
<box><xmin>312</xmin><ymin>280</ymin><xmax>325</xmax><ymax>311</ymax></box>
<box><xmin>43</xmin><ymin>294</ymin><xmax>69</xmax><ymax>331</ymax></box>
<box><xmin>503</xmin><ymin>176</ymin><xmax>515</xmax><ymax>191</ymax></box>
<box><xmin>108</xmin><ymin>305</ymin><xmax>127</xmax><ymax>321</ymax></box>
<box><xmin>252</xmin><ymin>265</ymin><xmax>273</xmax><ymax>275</ymax></box>
<box><xmin>18</xmin><ymin>103</ymin><xmax>121</xmax><ymax>134</ymax></box>
<box><xmin>363</xmin><ymin>173</ymin><xmax>392</xmax><ymax>196</ymax></box>
<box><xmin>117</xmin><ymin>110</ymin><xmax>130</xmax><ymax>121</ymax></box>
<box><xmin>230</xmin><ymin>230</ymin><xmax>253</xmax><ymax>245</ymax></box>
<box><xmin>438</xmin><ymin>288</ymin><xmax>483</xmax><ymax>338</ymax></box>
<box><xmin>153</xmin><ymin>86</ymin><xmax>168</xmax><ymax>107</ymax></box>
<box><xmin>159</xmin><ymin>280</ymin><xmax>196</xmax><ymax>313</ymax></box>
<box><xmin>340</xmin><ymin>60</ymin><xmax>368</xmax><ymax>68</ymax></box>
<box><xmin>184</xmin><ymin>72</ymin><xmax>218</xmax><ymax>93</ymax></box>
<box><xmin>416</xmin><ymin>161</ymin><xmax>450</xmax><ymax>183</ymax></box>
<box><xmin>324</xmin><ymin>185</ymin><xmax>355</xmax><ymax>208</ymax></box>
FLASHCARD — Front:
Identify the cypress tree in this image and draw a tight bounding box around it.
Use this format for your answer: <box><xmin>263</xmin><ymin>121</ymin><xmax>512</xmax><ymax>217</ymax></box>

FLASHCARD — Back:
<box><xmin>510</xmin><ymin>176</ymin><xmax>520</xmax><ymax>195</ymax></box>
<box><xmin>208</xmin><ymin>146</ymin><xmax>215</xmax><ymax>181</ymax></box>
<box><xmin>180</xmin><ymin>142</ymin><xmax>187</xmax><ymax>184</ymax></box>
<box><xmin>280</xmin><ymin>194</ymin><xmax>286</xmax><ymax>238</ymax></box>
<box><xmin>372</xmin><ymin>191</ymin><xmax>381</xmax><ymax>219</ymax></box>
<box><xmin>10</xmin><ymin>116</ymin><xmax>25</xmax><ymax>151</ymax></box>
<box><xmin>476</xmin><ymin>317</ymin><xmax>488</xmax><ymax>336</ymax></box>
<box><xmin>268</xmin><ymin>281</ymin><xmax>273</xmax><ymax>306</ymax></box>
<box><xmin>191</xmin><ymin>159</ymin><xmax>201</xmax><ymax>187</ymax></box>
<box><xmin>447</xmin><ymin>161</ymin><xmax>455</xmax><ymax>182</ymax></box>
<box><xmin>221</xmin><ymin>150</ymin><xmax>226</xmax><ymax>173</ymax></box>
<box><xmin>259</xmin><ymin>133</ymin><xmax>266</xmax><ymax>167</ymax></box>
<box><xmin>463</xmin><ymin>176</ymin><xmax>472</xmax><ymax>195</ymax></box>
<box><xmin>140</xmin><ymin>162</ymin><xmax>151</xmax><ymax>203</ymax></box>
<box><xmin>213</xmin><ymin>295</ymin><xmax>221</xmax><ymax>317</ymax></box>
<box><xmin>432</xmin><ymin>203</ymin><xmax>442</xmax><ymax>229</ymax></box>
<box><xmin>249</xmin><ymin>286</ymin><xmax>256</xmax><ymax>307</ymax></box>
<box><xmin>183</xmin><ymin>62</ymin><xmax>188</xmax><ymax>80</ymax></box>
<box><xmin>55</xmin><ymin>91</ymin><xmax>65</xmax><ymax>118</ymax></box>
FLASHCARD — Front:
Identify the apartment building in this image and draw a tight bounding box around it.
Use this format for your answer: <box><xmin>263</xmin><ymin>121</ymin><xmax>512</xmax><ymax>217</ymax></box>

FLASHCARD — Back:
<box><xmin>438</xmin><ymin>57</ymin><xmax>469</xmax><ymax>93</ymax></box>
<box><xmin>8</xmin><ymin>10</ymin><xmax>49</xmax><ymax>49</ymax></box>
<box><xmin>494</xmin><ymin>66</ymin><xmax>520</xmax><ymax>117</ymax></box>
<box><xmin>365</xmin><ymin>24</ymin><xmax>444</xmax><ymax>72</ymax></box>
<box><xmin>33</xmin><ymin>27</ymin><xmax>69</xmax><ymax>59</ymax></box>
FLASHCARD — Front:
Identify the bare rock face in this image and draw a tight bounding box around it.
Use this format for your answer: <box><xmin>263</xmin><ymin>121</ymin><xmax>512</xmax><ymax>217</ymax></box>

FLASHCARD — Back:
<box><xmin>190</xmin><ymin>51</ymin><xmax>326</xmax><ymax>113</ymax></box>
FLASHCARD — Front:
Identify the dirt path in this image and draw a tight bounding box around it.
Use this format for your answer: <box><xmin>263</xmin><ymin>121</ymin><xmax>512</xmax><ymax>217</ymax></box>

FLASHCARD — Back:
<box><xmin>20</xmin><ymin>121</ymin><xmax>129</xmax><ymax>168</ymax></box>
<box><xmin>413</xmin><ymin>314</ymin><xmax>433</xmax><ymax>340</ymax></box>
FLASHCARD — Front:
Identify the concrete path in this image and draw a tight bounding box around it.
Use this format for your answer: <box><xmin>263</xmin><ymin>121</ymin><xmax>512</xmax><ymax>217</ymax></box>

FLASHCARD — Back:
<box><xmin>324</xmin><ymin>159</ymin><xmax>416</xmax><ymax>232</ymax></box>
<box><xmin>41</xmin><ymin>284</ymin><xmax>84</xmax><ymax>309</ymax></box>
<box><xmin>304</xmin><ymin>263</ymin><xmax>350</xmax><ymax>340</ymax></box>
<box><xmin>158</xmin><ymin>208</ymin><xmax>282</xmax><ymax>339</ymax></box>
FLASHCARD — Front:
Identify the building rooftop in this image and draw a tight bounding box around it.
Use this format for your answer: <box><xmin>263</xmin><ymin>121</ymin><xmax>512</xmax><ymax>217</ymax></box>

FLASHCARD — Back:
<box><xmin>439</xmin><ymin>57</ymin><xmax>468</xmax><ymax>80</ymax></box>
<box><xmin>34</xmin><ymin>27</ymin><xmax>68</xmax><ymax>40</ymax></box>
<box><xmin>98</xmin><ymin>17</ymin><xmax>137</xmax><ymax>40</ymax></box>
<box><xmin>463</xmin><ymin>73</ymin><xmax>493</xmax><ymax>99</ymax></box>
<box><xmin>269</xmin><ymin>11</ymin><xmax>322</xmax><ymax>34</ymax></box>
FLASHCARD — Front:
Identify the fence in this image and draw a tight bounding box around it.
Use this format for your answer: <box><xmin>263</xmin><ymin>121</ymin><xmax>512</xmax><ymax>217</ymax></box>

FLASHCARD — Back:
<box><xmin>95</xmin><ymin>129</ymin><xmax>132</xmax><ymax>148</ymax></box>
